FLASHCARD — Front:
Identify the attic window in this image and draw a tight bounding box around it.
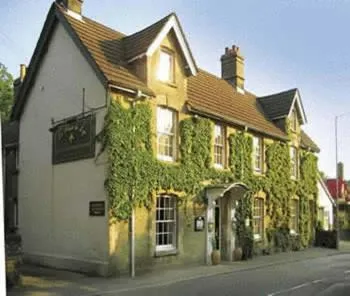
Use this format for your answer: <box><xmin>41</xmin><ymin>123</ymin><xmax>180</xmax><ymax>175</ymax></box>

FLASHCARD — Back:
<box><xmin>157</xmin><ymin>49</ymin><xmax>174</xmax><ymax>82</ymax></box>
<box><xmin>291</xmin><ymin>109</ymin><xmax>298</xmax><ymax>132</ymax></box>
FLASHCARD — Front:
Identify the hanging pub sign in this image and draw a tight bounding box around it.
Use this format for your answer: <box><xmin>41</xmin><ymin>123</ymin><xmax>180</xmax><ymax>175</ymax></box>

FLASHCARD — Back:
<box><xmin>89</xmin><ymin>201</ymin><xmax>105</xmax><ymax>216</ymax></box>
<box><xmin>52</xmin><ymin>114</ymin><xmax>96</xmax><ymax>164</ymax></box>
<box><xmin>194</xmin><ymin>216</ymin><xmax>205</xmax><ymax>232</ymax></box>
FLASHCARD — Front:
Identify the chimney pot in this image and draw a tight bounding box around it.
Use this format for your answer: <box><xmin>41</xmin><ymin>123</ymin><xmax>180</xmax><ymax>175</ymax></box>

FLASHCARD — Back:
<box><xmin>57</xmin><ymin>0</ymin><xmax>84</xmax><ymax>15</ymax></box>
<box><xmin>20</xmin><ymin>64</ymin><xmax>26</xmax><ymax>82</ymax></box>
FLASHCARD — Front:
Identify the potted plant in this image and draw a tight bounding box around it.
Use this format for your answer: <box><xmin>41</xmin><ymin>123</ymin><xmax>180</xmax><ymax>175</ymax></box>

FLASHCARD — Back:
<box><xmin>233</xmin><ymin>246</ymin><xmax>243</xmax><ymax>261</ymax></box>
<box><xmin>211</xmin><ymin>237</ymin><xmax>221</xmax><ymax>265</ymax></box>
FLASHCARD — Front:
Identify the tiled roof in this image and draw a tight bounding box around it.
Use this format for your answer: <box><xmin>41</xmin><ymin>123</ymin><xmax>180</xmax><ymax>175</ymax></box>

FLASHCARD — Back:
<box><xmin>123</xmin><ymin>13</ymin><xmax>174</xmax><ymax>60</ymax></box>
<box><xmin>300</xmin><ymin>130</ymin><xmax>320</xmax><ymax>153</ymax></box>
<box><xmin>187</xmin><ymin>70</ymin><xmax>286</xmax><ymax>139</ymax></box>
<box><xmin>60</xmin><ymin>6</ymin><xmax>154</xmax><ymax>95</ymax></box>
<box><xmin>258</xmin><ymin>88</ymin><xmax>296</xmax><ymax>120</ymax></box>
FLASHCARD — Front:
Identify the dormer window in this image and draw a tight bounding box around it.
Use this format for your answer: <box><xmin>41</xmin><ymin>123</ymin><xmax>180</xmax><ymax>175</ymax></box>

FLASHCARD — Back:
<box><xmin>291</xmin><ymin>109</ymin><xmax>298</xmax><ymax>132</ymax></box>
<box><xmin>157</xmin><ymin>49</ymin><xmax>174</xmax><ymax>82</ymax></box>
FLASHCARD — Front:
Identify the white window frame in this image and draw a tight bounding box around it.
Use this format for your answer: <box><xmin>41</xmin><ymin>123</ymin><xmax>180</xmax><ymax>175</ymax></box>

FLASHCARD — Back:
<box><xmin>291</xmin><ymin>109</ymin><xmax>298</xmax><ymax>132</ymax></box>
<box><xmin>253</xmin><ymin>136</ymin><xmax>263</xmax><ymax>173</ymax></box>
<box><xmin>157</xmin><ymin>107</ymin><xmax>176</xmax><ymax>162</ymax></box>
<box><xmin>290</xmin><ymin>147</ymin><xmax>298</xmax><ymax>179</ymax></box>
<box><xmin>253</xmin><ymin>198</ymin><xmax>264</xmax><ymax>240</ymax></box>
<box><xmin>157</xmin><ymin>49</ymin><xmax>174</xmax><ymax>83</ymax></box>
<box><xmin>214</xmin><ymin>124</ymin><xmax>224</xmax><ymax>168</ymax></box>
<box><xmin>155</xmin><ymin>195</ymin><xmax>177</xmax><ymax>252</ymax></box>
<box><xmin>290</xmin><ymin>199</ymin><xmax>299</xmax><ymax>234</ymax></box>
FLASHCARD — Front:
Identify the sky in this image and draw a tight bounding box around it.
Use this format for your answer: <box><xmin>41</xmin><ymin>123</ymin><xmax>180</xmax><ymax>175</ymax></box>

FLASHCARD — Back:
<box><xmin>1</xmin><ymin>0</ymin><xmax>350</xmax><ymax>179</ymax></box>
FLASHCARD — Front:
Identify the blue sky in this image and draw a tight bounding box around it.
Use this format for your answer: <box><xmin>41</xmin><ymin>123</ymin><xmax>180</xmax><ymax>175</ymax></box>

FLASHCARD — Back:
<box><xmin>1</xmin><ymin>0</ymin><xmax>350</xmax><ymax>179</ymax></box>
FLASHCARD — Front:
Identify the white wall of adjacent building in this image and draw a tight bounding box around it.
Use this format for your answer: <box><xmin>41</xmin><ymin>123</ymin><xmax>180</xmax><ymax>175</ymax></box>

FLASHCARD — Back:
<box><xmin>318</xmin><ymin>178</ymin><xmax>335</xmax><ymax>231</ymax></box>
<box><xmin>18</xmin><ymin>22</ymin><xmax>109</xmax><ymax>275</ymax></box>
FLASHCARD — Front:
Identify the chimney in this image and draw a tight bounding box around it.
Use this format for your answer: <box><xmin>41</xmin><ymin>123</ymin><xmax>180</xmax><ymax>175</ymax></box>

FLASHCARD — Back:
<box><xmin>221</xmin><ymin>45</ymin><xmax>245</xmax><ymax>91</ymax></box>
<box><xmin>20</xmin><ymin>64</ymin><xmax>26</xmax><ymax>82</ymax></box>
<box><xmin>57</xmin><ymin>0</ymin><xmax>84</xmax><ymax>15</ymax></box>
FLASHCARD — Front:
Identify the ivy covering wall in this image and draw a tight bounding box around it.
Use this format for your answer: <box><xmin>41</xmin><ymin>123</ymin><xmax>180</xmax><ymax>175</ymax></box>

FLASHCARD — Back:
<box><xmin>99</xmin><ymin>98</ymin><xmax>319</xmax><ymax>255</ymax></box>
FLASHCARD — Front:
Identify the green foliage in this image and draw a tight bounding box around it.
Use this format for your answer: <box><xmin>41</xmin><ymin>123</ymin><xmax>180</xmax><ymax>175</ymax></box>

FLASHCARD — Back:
<box><xmin>0</xmin><ymin>63</ymin><xmax>14</xmax><ymax>121</ymax></box>
<box><xmin>100</xmin><ymin>99</ymin><xmax>319</xmax><ymax>255</ymax></box>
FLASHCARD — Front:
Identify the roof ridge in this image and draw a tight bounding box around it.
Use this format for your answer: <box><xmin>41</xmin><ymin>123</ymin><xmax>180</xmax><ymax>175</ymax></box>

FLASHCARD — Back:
<box><xmin>259</xmin><ymin>88</ymin><xmax>297</xmax><ymax>99</ymax></box>
<box><xmin>55</xmin><ymin>2</ymin><xmax>126</xmax><ymax>37</ymax></box>
<box><xmin>124</xmin><ymin>12</ymin><xmax>175</xmax><ymax>40</ymax></box>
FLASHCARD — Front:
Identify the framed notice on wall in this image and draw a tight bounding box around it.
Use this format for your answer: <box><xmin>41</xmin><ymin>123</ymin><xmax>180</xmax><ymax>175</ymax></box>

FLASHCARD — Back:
<box><xmin>52</xmin><ymin>114</ymin><xmax>96</xmax><ymax>164</ymax></box>
<box><xmin>89</xmin><ymin>201</ymin><xmax>105</xmax><ymax>216</ymax></box>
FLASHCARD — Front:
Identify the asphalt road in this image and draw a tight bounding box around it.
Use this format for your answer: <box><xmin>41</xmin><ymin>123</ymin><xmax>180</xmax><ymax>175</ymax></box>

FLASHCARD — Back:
<box><xmin>114</xmin><ymin>254</ymin><xmax>350</xmax><ymax>296</ymax></box>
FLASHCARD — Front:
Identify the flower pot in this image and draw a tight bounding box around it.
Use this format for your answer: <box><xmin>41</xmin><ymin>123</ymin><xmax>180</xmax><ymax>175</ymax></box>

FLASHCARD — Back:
<box><xmin>233</xmin><ymin>247</ymin><xmax>243</xmax><ymax>261</ymax></box>
<box><xmin>211</xmin><ymin>250</ymin><xmax>221</xmax><ymax>265</ymax></box>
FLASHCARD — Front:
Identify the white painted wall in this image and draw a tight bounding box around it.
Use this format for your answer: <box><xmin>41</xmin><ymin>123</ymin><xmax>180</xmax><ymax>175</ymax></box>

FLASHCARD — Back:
<box><xmin>18</xmin><ymin>22</ymin><xmax>109</xmax><ymax>275</ymax></box>
<box><xmin>318</xmin><ymin>179</ymin><xmax>335</xmax><ymax>231</ymax></box>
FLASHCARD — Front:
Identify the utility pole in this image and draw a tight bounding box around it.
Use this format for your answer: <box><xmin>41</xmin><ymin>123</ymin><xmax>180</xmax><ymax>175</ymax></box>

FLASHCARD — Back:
<box><xmin>335</xmin><ymin>115</ymin><xmax>340</xmax><ymax>250</ymax></box>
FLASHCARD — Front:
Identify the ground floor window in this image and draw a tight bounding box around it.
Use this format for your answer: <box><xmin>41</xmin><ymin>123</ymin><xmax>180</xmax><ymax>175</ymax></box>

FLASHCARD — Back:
<box><xmin>156</xmin><ymin>195</ymin><xmax>177</xmax><ymax>251</ymax></box>
<box><xmin>253</xmin><ymin>198</ymin><xmax>264</xmax><ymax>240</ymax></box>
<box><xmin>290</xmin><ymin>199</ymin><xmax>299</xmax><ymax>234</ymax></box>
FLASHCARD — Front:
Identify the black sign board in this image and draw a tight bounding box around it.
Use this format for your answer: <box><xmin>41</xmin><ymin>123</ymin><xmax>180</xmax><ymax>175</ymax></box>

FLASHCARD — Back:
<box><xmin>89</xmin><ymin>201</ymin><xmax>105</xmax><ymax>216</ymax></box>
<box><xmin>52</xmin><ymin>114</ymin><xmax>96</xmax><ymax>164</ymax></box>
<box><xmin>194</xmin><ymin>216</ymin><xmax>205</xmax><ymax>232</ymax></box>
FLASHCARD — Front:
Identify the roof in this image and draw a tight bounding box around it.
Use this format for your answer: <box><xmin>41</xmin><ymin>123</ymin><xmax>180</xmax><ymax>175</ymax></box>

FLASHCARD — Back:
<box><xmin>124</xmin><ymin>13</ymin><xmax>173</xmax><ymax>60</ymax></box>
<box><xmin>300</xmin><ymin>130</ymin><xmax>320</xmax><ymax>153</ymax></box>
<box><xmin>258</xmin><ymin>89</ymin><xmax>296</xmax><ymax>120</ymax></box>
<box><xmin>326</xmin><ymin>179</ymin><xmax>350</xmax><ymax>201</ymax></box>
<box><xmin>318</xmin><ymin>175</ymin><xmax>336</xmax><ymax>206</ymax></box>
<box><xmin>60</xmin><ymin>6</ymin><xmax>154</xmax><ymax>96</ymax></box>
<box><xmin>11</xmin><ymin>3</ymin><xmax>318</xmax><ymax>150</ymax></box>
<box><xmin>187</xmin><ymin>70</ymin><xmax>287</xmax><ymax>139</ymax></box>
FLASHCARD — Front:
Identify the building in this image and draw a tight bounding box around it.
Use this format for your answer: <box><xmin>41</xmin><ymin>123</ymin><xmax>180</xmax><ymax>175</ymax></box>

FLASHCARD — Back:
<box><xmin>317</xmin><ymin>176</ymin><xmax>335</xmax><ymax>231</ymax></box>
<box><xmin>11</xmin><ymin>0</ymin><xmax>320</xmax><ymax>276</ymax></box>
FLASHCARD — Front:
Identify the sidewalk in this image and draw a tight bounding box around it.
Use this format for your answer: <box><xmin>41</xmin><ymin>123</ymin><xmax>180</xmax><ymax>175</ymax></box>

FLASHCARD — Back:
<box><xmin>7</xmin><ymin>245</ymin><xmax>350</xmax><ymax>296</ymax></box>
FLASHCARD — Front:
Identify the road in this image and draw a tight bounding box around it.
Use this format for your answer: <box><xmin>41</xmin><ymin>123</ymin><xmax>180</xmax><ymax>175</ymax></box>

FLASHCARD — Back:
<box><xmin>114</xmin><ymin>254</ymin><xmax>350</xmax><ymax>296</ymax></box>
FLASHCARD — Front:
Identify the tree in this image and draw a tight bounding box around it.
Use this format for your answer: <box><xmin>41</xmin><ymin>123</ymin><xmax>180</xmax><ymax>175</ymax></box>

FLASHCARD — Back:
<box><xmin>0</xmin><ymin>63</ymin><xmax>14</xmax><ymax>122</ymax></box>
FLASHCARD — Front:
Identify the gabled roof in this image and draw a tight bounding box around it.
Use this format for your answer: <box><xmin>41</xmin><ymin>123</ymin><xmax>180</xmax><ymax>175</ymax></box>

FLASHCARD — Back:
<box><xmin>258</xmin><ymin>88</ymin><xmax>307</xmax><ymax>124</ymax></box>
<box><xmin>124</xmin><ymin>13</ymin><xmax>197</xmax><ymax>75</ymax></box>
<box><xmin>300</xmin><ymin>130</ymin><xmax>320</xmax><ymax>153</ymax></box>
<box><xmin>187</xmin><ymin>70</ymin><xmax>287</xmax><ymax>140</ymax></box>
<box><xmin>318</xmin><ymin>175</ymin><xmax>336</xmax><ymax>206</ymax></box>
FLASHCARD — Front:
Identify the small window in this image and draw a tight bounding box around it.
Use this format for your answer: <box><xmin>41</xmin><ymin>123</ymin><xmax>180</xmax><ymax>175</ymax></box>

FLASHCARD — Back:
<box><xmin>157</xmin><ymin>107</ymin><xmax>176</xmax><ymax>161</ymax></box>
<box><xmin>157</xmin><ymin>50</ymin><xmax>174</xmax><ymax>82</ymax></box>
<box><xmin>290</xmin><ymin>147</ymin><xmax>298</xmax><ymax>178</ymax></box>
<box><xmin>290</xmin><ymin>199</ymin><xmax>299</xmax><ymax>233</ymax></box>
<box><xmin>253</xmin><ymin>198</ymin><xmax>264</xmax><ymax>240</ymax></box>
<box><xmin>253</xmin><ymin>136</ymin><xmax>263</xmax><ymax>172</ymax></box>
<box><xmin>156</xmin><ymin>195</ymin><xmax>177</xmax><ymax>251</ymax></box>
<box><xmin>214</xmin><ymin>124</ymin><xmax>224</xmax><ymax>168</ymax></box>
<box><xmin>291</xmin><ymin>109</ymin><xmax>298</xmax><ymax>132</ymax></box>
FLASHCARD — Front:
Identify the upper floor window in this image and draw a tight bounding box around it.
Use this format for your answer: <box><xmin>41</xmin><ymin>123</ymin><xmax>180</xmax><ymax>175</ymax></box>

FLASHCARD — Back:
<box><xmin>290</xmin><ymin>147</ymin><xmax>298</xmax><ymax>178</ymax></box>
<box><xmin>157</xmin><ymin>49</ymin><xmax>174</xmax><ymax>83</ymax></box>
<box><xmin>253</xmin><ymin>136</ymin><xmax>263</xmax><ymax>172</ymax></box>
<box><xmin>214</xmin><ymin>124</ymin><xmax>224</xmax><ymax>168</ymax></box>
<box><xmin>253</xmin><ymin>197</ymin><xmax>264</xmax><ymax>240</ymax></box>
<box><xmin>290</xmin><ymin>199</ymin><xmax>299</xmax><ymax>234</ymax></box>
<box><xmin>156</xmin><ymin>195</ymin><xmax>177</xmax><ymax>251</ymax></box>
<box><xmin>157</xmin><ymin>106</ymin><xmax>176</xmax><ymax>161</ymax></box>
<box><xmin>291</xmin><ymin>109</ymin><xmax>298</xmax><ymax>132</ymax></box>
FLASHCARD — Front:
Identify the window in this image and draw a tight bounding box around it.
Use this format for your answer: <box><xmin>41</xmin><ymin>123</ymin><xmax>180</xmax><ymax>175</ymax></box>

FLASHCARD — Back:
<box><xmin>156</xmin><ymin>195</ymin><xmax>177</xmax><ymax>251</ymax></box>
<box><xmin>157</xmin><ymin>107</ymin><xmax>176</xmax><ymax>161</ymax></box>
<box><xmin>290</xmin><ymin>199</ymin><xmax>299</xmax><ymax>233</ymax></box>
<box><xmin>253</xmin><ymin>198</ymin><xmax>264</xmax><ymax>240</ymax></box>
<box><xmin>253</xmin><ymin>136</ymin><xmax>263</xmax><ymax>172</ymax></box>
<box><xmin>157</xmin><ymin>49</ymin><xmax>174</xmax><ymax>82</ymax></box>
<box><xmin>291</xmin><ymin>109</ymin><xmax>298</xmax><ymax>132</ymax></box>
<box><xmin>290</xmin><ymin>147</ymin><xmax>298</xmax><ymax>178</ymax></box>
<box><xmin>214</xmin><ymin>124</ymin><xmax>224</xmax><ymax>168</ymax></box>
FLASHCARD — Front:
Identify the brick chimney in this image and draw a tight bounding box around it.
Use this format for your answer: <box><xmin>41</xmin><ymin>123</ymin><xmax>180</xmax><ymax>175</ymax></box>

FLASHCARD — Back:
<box><xmin>221</xmin><ymin>45</ymin><xmax>245</xmax><ymax>91</ymax></box>
<box><xmin>57</xmin><ymin>0</ymin><xmax>84</xmax><ymax>15</ymax></box>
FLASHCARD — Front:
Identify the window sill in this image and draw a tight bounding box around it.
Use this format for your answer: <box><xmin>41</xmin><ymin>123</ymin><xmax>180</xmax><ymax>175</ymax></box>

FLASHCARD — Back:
<box><xmin>290</xmin><ymin>230</ymin><xmax>299</xmax><ymax>236</ymax></box>
<box><xmin>214</xmin><ymin>164</ymin><xmax>224</xmax><ymax>170</ymax></box>
<box><xmin>254</xmin><ymin>234</ymin><xmax>263</xmax><ymax>242</ymax></box>
<box><xmin>154</xmin><ymin>248</ymin><xmax>178</xmax><ymax>257</ymax></box>
<box><xmin>157</xmin><ymin>155</ymin><xmax>175</xmax><ymax>163</ymax></box>
<box><xmin>253</xmin><ymin>170</ymin><xmax>265</xmax><ymax>177</ymax></box>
